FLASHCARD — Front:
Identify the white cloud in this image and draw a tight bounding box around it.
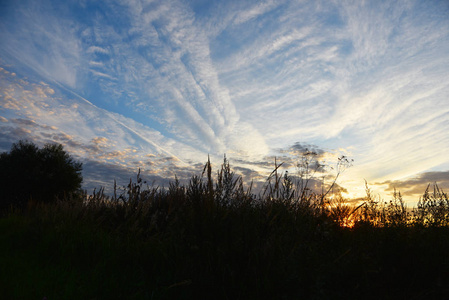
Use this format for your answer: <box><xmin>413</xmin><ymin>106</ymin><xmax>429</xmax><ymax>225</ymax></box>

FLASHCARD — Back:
<box><xmin>87</xmin><ymin>46</ymin><xmax>110</xmax><ymax>54</ymax></box>
<box><xmin>89</xmin><ymin>70</ymin><xmax>116</xmax><ymax>80</ymax></box>
<box><xmin>232</xmin><ymin>0</ymin><xmax>280</xmax><ymax>25</ymax></box>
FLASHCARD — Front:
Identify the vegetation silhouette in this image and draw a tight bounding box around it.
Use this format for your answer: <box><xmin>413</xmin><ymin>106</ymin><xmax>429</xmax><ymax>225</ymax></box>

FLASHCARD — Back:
<box><xmin>1</xmin><ymin>149</ymin><xmax>449</xmax><ymax>299</ymax></box>
<box><xmin>0</xmin><ymin>140</ymin><xmax>83</xmax><ymax>212</ymax></box>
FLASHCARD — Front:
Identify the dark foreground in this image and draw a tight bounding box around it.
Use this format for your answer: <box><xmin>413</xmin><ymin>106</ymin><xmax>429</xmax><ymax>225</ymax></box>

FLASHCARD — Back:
<box><xmin>2</xmin><ymin>168</ymin><xmax>449</xmax><ymax>299</ymax></box>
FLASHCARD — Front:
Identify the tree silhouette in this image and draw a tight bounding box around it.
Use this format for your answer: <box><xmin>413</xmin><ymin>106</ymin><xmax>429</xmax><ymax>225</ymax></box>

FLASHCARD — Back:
<box><xmin>0</xmin><ymin>140</ymin><xmax>83</xmax><ymax>210</ymax></box>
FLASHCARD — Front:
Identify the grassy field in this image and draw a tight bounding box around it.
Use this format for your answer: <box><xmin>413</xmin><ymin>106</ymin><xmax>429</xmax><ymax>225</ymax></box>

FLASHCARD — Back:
<box><xmin>2</xmin><ymin>159</ymin><xmax>449</xmax><ymax>299</ymax></box>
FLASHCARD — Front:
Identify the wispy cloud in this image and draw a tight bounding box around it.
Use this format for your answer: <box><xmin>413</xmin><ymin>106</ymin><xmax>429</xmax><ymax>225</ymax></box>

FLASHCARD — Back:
<box><xmin>1</xmin><ymin>0</ymin><xmax>448</xmax><ymax>201</ymax></box>
<box><xmin>232</xmin><ymin>0</ymin><xmax>280</xmax><ymax>26</ymax></box>
<box><xmin>0</xmin><ymin>1</ymin><xmax>82</xmax><ymax>88</ymax></box>
<box><xmin>214</xmin><ymin>1</ymin><xmax>449</xmax><ymax>179</ymax></box>
<box><xmin>0</xmin><ymin>68</ymin><xmax>209</xmax><ymax>190</ymax></box>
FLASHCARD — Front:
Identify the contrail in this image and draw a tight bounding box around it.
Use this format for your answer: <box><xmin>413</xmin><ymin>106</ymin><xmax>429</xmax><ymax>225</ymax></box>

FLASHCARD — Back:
<box><xmin>51</xmin><ymin>80</ymin><xmax>190</xmax><ymax>166</ymax></box>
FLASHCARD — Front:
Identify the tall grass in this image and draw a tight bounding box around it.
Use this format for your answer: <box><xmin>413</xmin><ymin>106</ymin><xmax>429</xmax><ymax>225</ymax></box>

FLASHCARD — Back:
<box><xmin>2</xmin><ymin>157</ymin><xmax>449</xmax><ymax>299</ymax></box>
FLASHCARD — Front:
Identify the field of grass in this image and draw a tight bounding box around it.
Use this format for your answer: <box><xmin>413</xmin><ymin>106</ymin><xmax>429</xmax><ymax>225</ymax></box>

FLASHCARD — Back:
<box><xmin>2</xmin><ymin>158</ymin><xmax>449</xmax><ymax>299</ymax></box>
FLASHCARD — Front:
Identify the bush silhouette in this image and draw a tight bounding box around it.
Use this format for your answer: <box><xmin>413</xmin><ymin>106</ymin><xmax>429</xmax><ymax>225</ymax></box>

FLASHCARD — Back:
<box><xmin>0</xmin><ymin>140</ymin><xmax>83</xmax><ymax>210</ymax></box>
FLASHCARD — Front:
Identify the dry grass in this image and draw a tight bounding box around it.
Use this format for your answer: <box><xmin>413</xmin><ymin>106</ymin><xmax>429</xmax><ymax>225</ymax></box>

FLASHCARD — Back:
<box><xmin>2</xmin><ymin>157</ymin><xmax>449</xmax><ymax>299</ymax></box>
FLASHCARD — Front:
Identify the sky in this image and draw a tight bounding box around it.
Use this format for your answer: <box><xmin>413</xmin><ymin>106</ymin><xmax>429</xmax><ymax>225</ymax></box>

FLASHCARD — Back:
<box><xmin>1</xmin><ymin>0</ymin><xmax>448</xmax><ymax>205</ymax></box>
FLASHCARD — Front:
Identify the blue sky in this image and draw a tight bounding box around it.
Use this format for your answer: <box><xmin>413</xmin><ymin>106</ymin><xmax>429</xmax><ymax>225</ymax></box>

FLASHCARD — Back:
<box><xmin>1</xmin><ymin>0</ymin><xmax>448</xmax><ymax>204</ymax></box>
